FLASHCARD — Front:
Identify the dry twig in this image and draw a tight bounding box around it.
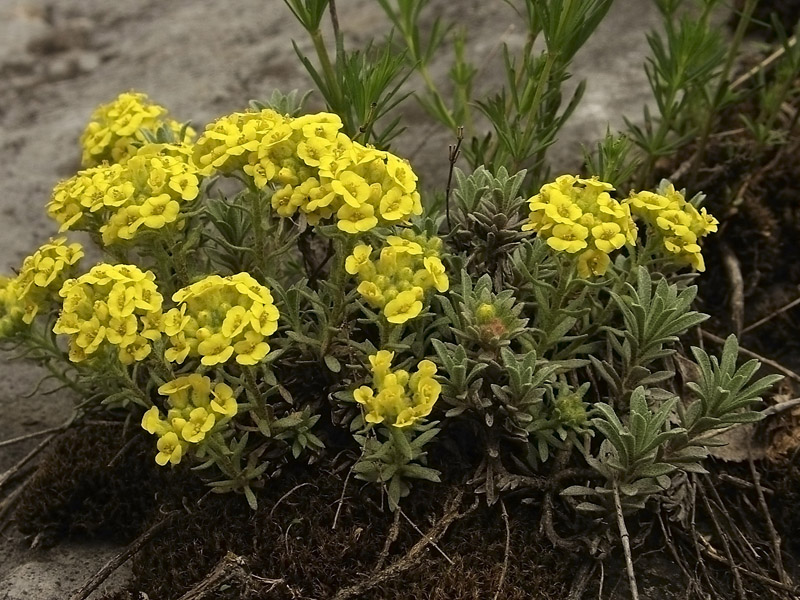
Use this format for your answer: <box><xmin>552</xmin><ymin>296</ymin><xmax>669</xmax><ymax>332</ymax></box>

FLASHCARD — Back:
<box><xmin>375</xmin><ymin>507</ymin><xmax>402</xmax><ymax>571</ymax></box>
<box><xmin>747</xmin><ymin>443</ymin><xmax>790</xmax><ymax>589</ymax></box>
<box><xmin>332</xmin><ymin>490</ymin><xmax>471</xmax><ymax>600</ymax></box>
<box><xmin>720</xmin><ymin>244</ymin><xmax>744</xmax><ymax>337</ymax></box>
<box><xmin>69</xmin><ymin>511</ymin><xmax>180</xmax><ymax>600</ymax></box>
<box><xmin>0</xmin><ymin>421</ymin><xmax>69</xmax><ymax>449</ymax></box>
<box><xmin>445</xmin><ymin>126</ymin><xmax>464</xmax><ymax>232</ymax></box>
<box><xmin>731</xmin><ymin>35</ymin><xmax>797</xmax><ymax>90</ymax></box>
<box><xmin>492</xmin><ymin>500</ymin><xmax>511</xmax><ymax>600</ymax></box>
<box><xmin>0</xmin><ymin>432</ymin><xmax>58</xmax><ymax>493</ymax></box>
<box><xmin>697</xmin><ymin>481</ymin><xmax>747</xmax><ymax>600</ymax></box>
<box><xmin>613</xmin><ymin>482</ymin><xmax>640</xmax><ymax>600</ymax></box>
<box><xmin>176</xmin><ymin>552</ymin><xmax>288</xmax><ymax>600</ymax></box>
<box><xmin>743</xmin><ymin>293</ymin><xmax>800</xmax><ymax>334</ymax></box>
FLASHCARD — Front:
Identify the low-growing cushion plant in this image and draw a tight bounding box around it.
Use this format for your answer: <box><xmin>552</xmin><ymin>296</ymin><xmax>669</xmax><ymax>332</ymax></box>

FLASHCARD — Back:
<box><xmin>0</xmin><ymin>91</ymin><xmax>778</xmax><ymax>523</ymax></box>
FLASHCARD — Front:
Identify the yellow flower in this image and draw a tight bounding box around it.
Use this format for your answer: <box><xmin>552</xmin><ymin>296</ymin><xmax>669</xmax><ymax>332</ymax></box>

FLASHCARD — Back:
<box><xmin>384</xmin><ymin>290</ymin><xmax>423</xmax><ymax>324</ymax></box>
<box><xmin>155</xmin><ymin>431</ymin><xmax>185</xmax><ymax>466</ymax></box>
<box><xmin>385</xmin><ymin>156</ymin><xmax>417</xmax><ymax>193</ymax></box>
<box><xmin>591</xmin><ymin>222</ymin><xmax>626</xmax><ymax>253</ymax></box>
<box><xmin>379</xmin><ymin>189</ymin><xmax>414</xmax><ymax>222</ymax></box>
<box><xmin>357</xmin><ymin>281</ymin><xmax>385</xmax><ymax>307</ymax></box>
<box><xmin>354</xmin><ymin>353</ymin><xmax>439</xmax><ymax>428</ymax></box>
<box><xmin>221</xmin><ymin>305</ymin><xmax>249</xmax><ymax>338</ymax></box>
<box><xmin>345</xmin><ymin>244</ymin><xmax>374</xmax><ymax>275</ymax></box>
<box><xmin>369</xmin><ymin>350</ymin><xmax>395</xmax><ymax>383</ymax></box>
<box><xmin>233</xmin><ymin>330</ymin><xmax>270</xmax><ymax>365</ymax></box>
<box><xmin>332</xmin><ymin>171</ymin><xmax>371</xmax><ymax>208</ymax></box>
<box><xmin>137</xmin><ymin>194</ymin><xmax>180</xmax><ymax>229</ymax></box>
<box><xmin>543</xmin><ymin>192</ymin><xmax>582</xmax><ymax>224</ymax></box>
<box><xmin>105</xmin><ymin>314</ymin><xmax>139</xmax><ymax>346</ymax></box>
<box><xmin>577</xmin><ymin>249</ymin><xmax>611</xmax><ymax>278</ymax></box>
<box><xmin>197</xmin><ymin>333</ymin><xmax>234</xmax><ymax>366</ymax></box>
<box><xmin>547</xmin><ymin>223</ymin><xmax>589</xmax><ymax>253</ymax></box>
<box><xmin>337</xmin><ymin>203</ymin><xmax>378</xmax><ymax>234</ymax></box>
<box><xmin>119</xmin><ymin>335</ymin><xmax>151</xmax><ymax>364</ymax></box>
<box><xmin>423</xmin><ymin>256</ymin><xmax>449</xmax><ymax>292</ymax></box>
<box><xmin>387</xmin><ymin>236</ymin><xmax>423</xmax><ymax>255</ymax></box>
<box><xmin>181</xmin><ymin>407</ymin><xmax>215</xmax><ymax>443</ymax></box>
<box><xmin>271</xmin><ymin>184</ymin><xmax>298</xmax><ymax>218</ymax></box>
<box><xmin>141</xmin><ymin>406</ymin><xmax>168</xmax><ymax>435</ymax></box>
<box><xmin>165</xmin><ymin>332</ymin><xmax>191</xmax><ymax>363</ymax></box>
<box><xmin>168</xmin><ymin>173</ymin><xmax>200</xmax><ymax>201</ymax></box>
<box><xmin>211</xmin><ymin>383</ymin><xmax>238</xmax><ymax>417</ymax></box>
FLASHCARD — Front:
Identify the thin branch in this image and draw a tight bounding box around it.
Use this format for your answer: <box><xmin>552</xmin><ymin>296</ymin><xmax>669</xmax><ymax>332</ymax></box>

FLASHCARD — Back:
<box><xmin>376</xmin><ymin>507</ymin><xmax>402</xmax><ymax>571</ymax></box>
<box><xmin>763</xmin><ymin>396</ymin><xmax>800</xmax><ymax>417</ymax></box>
<box><xmin>701</xmin><ymin>330</ymin><xmax>800</xmax><ymax>383</ymax></box>
<box><xmin>697</xmin><ymin>481</ymin><xmax>746</xmax><ymax>600</ymax></box>
<box><xmin>613</xmin><ymin>482</ymin><xmax>640</xmax><ymax>600</ymax></box>
<box><xmin>0</xmin><ymin>433</ymin><xmax>58</xmax><ymax>493</ymax></box>
<box><xmin>332</xmin><ymin>490</ymin><xmax>470</xmax><ymax>600</ymax></box>
<box><xmin>0</xmin><ymin>421</ymin><xmax>69</xmax><ymax>449</ymax></box>
<box><xmin>720</xmin><ymin>244</ymin><xmax>744</xmax><ymax>337</ymax></box>
<box><xmin>176</xmin><ymin>552</ymin><xmax>287</xmax><ymax>600</ymax></box>
<box><xmin>742</xmin><ymin>293</ymin><xmax>800</xmax><ymax>334</ymax></box>
<box><xmin>69</xmin><ymin>511</ymin><xmax>180</xmax><ymax>600</ymax></box>
<box><xmin>731</xmin><ymin>35</ymin><xmax>797</xmax><ymax>90</ymax></box>
<box><xmin>0</xmin><ymin>468</ymin><xmax>35</xmax><ymax>535</ymax></box>
<box><xmin>332</xmin><ymin>460</ymin><xmax>356</xmax><ymax>530</ymax></box>
<box><xmin>445</xmin><ymin>126</ymin><xmax>464</xmax><ymax>232</ymax></box>
<box><xmin>566</xmin><ymin>561</ymin><xmax>594</xmax><ymax>600</ymax></box>
<box><xmin>492</xmin><ymin>500</ymin><xmax>511</xmax><ymax>600</ymax></box>
<box><xmin>748</xmin><ymin>442</ymin><xmax>790</xmax><ymax>588</ymax></box>
<box><xmin>614</xmin><ymin>481</ymin><xmax>639</xmax><ymax>600</ymax></box>
<box><xmin>399</xmin><ymin>506</ymin><xmax>454</xmax><ymax>565</ymax></box>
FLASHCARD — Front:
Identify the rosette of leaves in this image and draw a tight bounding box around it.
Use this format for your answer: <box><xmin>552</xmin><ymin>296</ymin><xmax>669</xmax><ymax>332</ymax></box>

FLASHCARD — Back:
<box><xmin>353</xmin><ymin>422</ymin><xmax>441</xmax><ymax>510</ymax></box>
<box><xmin>436</xmin><ymin>270</ymin><xmax>528</xmax><ymax>359</ymax></box>
<box><xmin>448</xmin><ymin>166</ymin><xmax>530</xmax><ymax>279</ymax></box>
<box><xmin>432</xmin><ymin>338</ymin><xmax>588</xmax><ymax>502</ymax></box>
<box><xmin>591</xmin><ymin>267</ymin><xmax>708</xmax><ymax>401</ymax></box>
<box><xmin>563</xmin><ymin>387</ymin><xmax>685</xmax><ymax>513</ymax></box>
<box><xmin>563</xmin><ymin>337</ymin><xmax>779</xmax><ymax>515</ymax></box>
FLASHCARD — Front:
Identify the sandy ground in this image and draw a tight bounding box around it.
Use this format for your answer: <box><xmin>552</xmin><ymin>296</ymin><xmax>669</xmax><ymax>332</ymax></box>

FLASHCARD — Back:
<box><xmin>0</xmin><ymin>0</ymin><xmax>660</xmax><ymax>595</ymax></box>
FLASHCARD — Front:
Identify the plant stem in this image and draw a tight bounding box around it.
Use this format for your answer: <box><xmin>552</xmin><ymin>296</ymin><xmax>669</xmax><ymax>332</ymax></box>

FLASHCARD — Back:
<box><xmin>613</xmin><ymin>481</ymin><xmax>640</xmax><ymax>600</ymax></box>
<box><xmin>321</xmin><ymin>236</ymin><xmax>353</xmax><ymax>354</ymax></box>
<box><xmin>310</xmin><ymin>28</ymin><xmax>342</xmax><ymax>113</ymax></box>
<box><xmin>250</xmin><ymin>189</ymin><xmax>267</xmax><ymax>277</ymax></box>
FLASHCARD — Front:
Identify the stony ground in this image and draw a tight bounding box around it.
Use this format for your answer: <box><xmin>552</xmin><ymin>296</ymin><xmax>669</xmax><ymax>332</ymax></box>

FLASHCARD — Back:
<box><xmin>0</xmin><ymin>0</ymin><xmax>661</xmax><ymax>596</ymax></box>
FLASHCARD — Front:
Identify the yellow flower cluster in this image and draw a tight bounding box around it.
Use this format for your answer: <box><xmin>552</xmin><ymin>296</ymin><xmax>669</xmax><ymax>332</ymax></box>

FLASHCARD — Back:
<box><xmin>53</xmin><ymin>264</ymin><xmax>163</xmax><ymax>364</ymax></box>
<box><xmin>48</xmin><ymin>143</ymin><xmax>205</xmax><ymax>245</ymax></box>
<box><xmin>626</xmin><ymin>183</ymin><xmax>718</xmax><ymax>271</ymax></box>
<box><xmin>192</xmin><ymin>109</ymin><xmax>422</xmax><ymax>232</ymax></box>
<box><xmin>14</xmin><ymin>238</ymin><xmax>84</xmax><ymax>324</ymax></box>
<box><xmin>0</xmin><ymin>278</ymin><xmax>24</xmax><ymax>338</ymax></box>
<box><xmin>346</xmin><ymin>232</ymin><xmax>448</xmax><ymax>324</ymax></box>
<box><xmin>163</xmin><ymin>273</ymin><xmax>279</xmax><ymax>366</ymax></box>
<box><xmin>353</xmin><ymin>351</ymin><xmax>441</xmax><ymax>428</ymax></box>
<box><xmin>141</xmin><ymin>374</ymin><xmax>239</xmax><ymax>466</ymax></box>
<box><xmin>523</xmin><ymin>175</ymin><xmax>637</xmax><ymax>277</ymax></box>
<box><xmin>80</xmin><ymin>92</ymin><xmax>194</xmax><ymax>167</ymax></box>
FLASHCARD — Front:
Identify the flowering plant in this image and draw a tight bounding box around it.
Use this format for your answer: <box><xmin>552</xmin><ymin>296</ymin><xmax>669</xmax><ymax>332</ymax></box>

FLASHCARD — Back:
<box><xmin>0</xmin><ymin>89</ymin><xmax>776</xmax><ymax>522</ymax></box>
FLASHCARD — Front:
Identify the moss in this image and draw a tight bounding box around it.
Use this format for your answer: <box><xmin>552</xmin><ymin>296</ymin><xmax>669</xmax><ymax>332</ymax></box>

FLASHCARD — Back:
<box><xmin>113</xmin><ymin>464</ymin><xmax>571</xmax><ymax>599</ymax></box>
<box><xmin>14</xmin><ymin>423</ymin><xmax>190</xmax><ymax>547</ymax></box>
